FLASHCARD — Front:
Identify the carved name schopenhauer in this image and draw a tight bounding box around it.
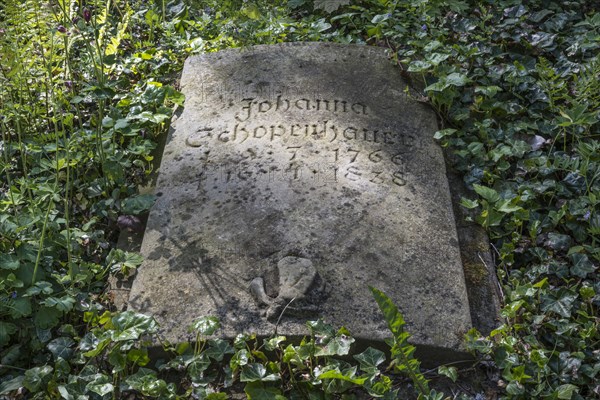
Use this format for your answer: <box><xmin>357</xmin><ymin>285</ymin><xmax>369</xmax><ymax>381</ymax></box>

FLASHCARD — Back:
<box><xmin>186</xmin><ymin>96</ymin><xmax>424</xmax><ymax>189</ymax></box>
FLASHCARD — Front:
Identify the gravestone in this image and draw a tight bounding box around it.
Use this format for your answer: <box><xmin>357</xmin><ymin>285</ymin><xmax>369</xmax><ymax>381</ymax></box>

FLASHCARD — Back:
<box><xmin>128</xmin><ymin>43</ymin><xmax>473</xmax><ymax>355</ymax></box>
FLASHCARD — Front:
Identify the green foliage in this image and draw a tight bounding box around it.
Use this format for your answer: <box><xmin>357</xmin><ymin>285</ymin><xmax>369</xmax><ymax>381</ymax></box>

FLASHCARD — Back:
<box><xmin>1</xmin><ymin>0</ymin><xmax>599</xmax><ymax>398</ymax></box>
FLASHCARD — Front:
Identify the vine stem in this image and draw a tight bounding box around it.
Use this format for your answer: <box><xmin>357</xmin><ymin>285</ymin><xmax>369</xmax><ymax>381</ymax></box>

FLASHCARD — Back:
<box><xmin>32</xmin><ymin>191</ymin><xmax>55</xmax><ymax>284</ymax></box>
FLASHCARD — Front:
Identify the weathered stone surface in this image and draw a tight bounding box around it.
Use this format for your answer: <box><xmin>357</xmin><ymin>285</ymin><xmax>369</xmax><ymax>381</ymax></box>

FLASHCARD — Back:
<box><xmin>128</xmin><ymin>43</ymin><xmax>473</xmax><ymax>353</ymax></box>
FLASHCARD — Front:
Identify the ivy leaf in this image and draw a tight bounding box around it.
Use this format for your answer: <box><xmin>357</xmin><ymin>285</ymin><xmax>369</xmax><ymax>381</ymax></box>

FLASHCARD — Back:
<box><xmin>33</xmin><ymin>307</ymin><xmax>62</xmax><ymax>329</ymax></box>
<box><xmin>124</xmin><ymin>368</ymin><xmax>160</xmax><ymax>391</ymax></box>
<box><xmin>353</xmin><ymin>347</ymin><xmax>386</xmax><ymax>375</ymax></box>
<box><xmin>0</xmin><ymin>253</ymin><xmax>19</xmax><ymax>270</ymax></box>
<box><xmin>425</xmin><ymin>72</ymin><xmax>471</xmax><ymax>92</ymax></box>
<box><xmin>307</xmin><ymin>319</ymin><xmax>335</xmax><ymax>337</ymax></box>
<box><xmin>438</xmin><ymin>365</ymin><xmax>458</xmax><ymax>382</ymax></box>
<box><xmin>264</xmin><ymin>336</ymin><xmax>286</xmax><ymax>351</ymax></box>
<box><xmin>204</xmin><ymin>339</ymin><xmax>234</xmax><ymax>361</ymax></box>
<box><xmin>23</xmin><ymin>366</ymin><xmax>53</xmax><ymax>392</ymax></box>
<box><xmin>244</xmin><ymin>382</ymin><xmax>286</xmax><ymax>400</ymax></box>
<box><xmin>242</xmin><ymin>4</ymin><xmax>261</xmax><ymax>20</ymax></box>
<box><xmin>86</xmin><ymin>375</ymin><xmax>114</xmax><ymax>396</ymax></box>
<box><xmin>314</xmin><ymin>0</ymin><xmax>351</xmax><ymax>13</ymax></box>
<box><xmin>127</xmin><ymin>348</ymin><xmax>150</xmax><ymax>366</ymax></box>
<box><xmin>311</xmin><ymin>19</ymin><xmax>332</xmax><ymax>32</ymax></box>
<box><xmin>0</xmin><ymin>375</ymin><xmax>24</xmax><ymax>395</ymax></box>
<box><xmin>189</xmin><ymin>316</ymin><xmax>220</xmax><ymax>335</ymax></box>
<box><xmin>541</xmin><ymin>289</ymin><xmax>577</xmax><ymax>318</ymax></box>
<box><xmin>121</xmin><ymin>194</ymin><xmax>156</xmax><ymax>215</ymax></box>
<box><xmin>407</xmin><ymin>60</ymin><xmax>432</xmax><ymax>72</ymax></box>
<box><xmin>315</xmin><ymin>330</ymin><xmax>355</xmax><ymax>357</ymax></box>
<box><xmin>9</xmin><ymin>297</ymin><xmax>32</xmax><ymax>318</ymax></box>
<box><xmin>47</xmin><ymin>337</ymin><xmax>75</xmax><ymax>360</ymax></box>
<box><xmin>497</xmin><ymin>199</ymin><xmax>523</xmax><ymax>213</ymax></box>
<box><xmin>240</xmin><ymin>364</ymin><xmax>280</xmax><ymax>382</ymax></box>
<box><xmin>111</xmin><ymin>311</ymin><xmax>158</xmax><ymax>341</ymax></box>
<box><xmin>433</xmin><ymin>128</ymin><xmax>457</xmax><ymax>140</ymax></box>
<box><xmin>460</xmin><ymin>197</ymin><xmax>479</xmax><ymax>209</ymax></box>
<box><xmin>544</xmin><ymin>233</ymin><xmax>572</xmax><ymax>252</ymax></box>
<box><xmin>570</xmin><ymin>253</ymin><xmax>596</xmax><ymax>278</ymax></box>
<box><xmin>42</xmin><ymin>296</ymin><xmax>76</xmax><ymax>313</ymax></box>
<box><xmin>0</xmin><ymin>321</ymin><xmax>18</xmax><ymax>346</ymax></box>
<box><xmin>473</xmin><ymin>184</ymin><xmax>501</xmax><ymax>203</ymax></box>
<box><xmin>556</xmin><ymin>383</ymin><xmax>579</xmax><ymax>399</ymax></box>
<box><xmin>188</xmin><ymin>354</ymin><xmax>211</xmax><ymax>383</ymax></box>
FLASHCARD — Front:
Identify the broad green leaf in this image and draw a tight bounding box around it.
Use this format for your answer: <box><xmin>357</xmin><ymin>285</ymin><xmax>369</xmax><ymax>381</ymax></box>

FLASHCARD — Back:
<box><xmin>365</xmin><ymin>374</ymin><xmax>392</xmax><ymax>397</ymax></box>
<box><xmin>240</xmin><ymin>363</ymin><xmax>280</xmax><ymax>382</ymax></box>
<box><xmin>112</xmin><ymin>312</ymin><xmax>158</xmax><ymax>341</ymax></box>
<box><xmin>33</xmin><ymin>307</ymin><xmax>62</xmax><ymax>329</ymax></box>
<box><xmin>9</xmin><ymin>297</ymin><xmax>32</xmax><ymax>318</ymax></box>
<box><xmin>315</xmin><ymin>333</ymin><xmax>354</xmax><ymax>357</ymax></box>
<box><xmin>433</xmin><ymin>128</ymin><xmax>457</xmax><ymax>139</ymax></box>
<box><xmin>311</xmin><ymin>19</ymin><xmax>332</xmax><ymax>32</ymax></box>
<box><xmin>545</xmin><ymin>233</ymin><xmax>572</xmax><ymax>251</ymax></box>
<box><xmin>188</xmin><ymin>354</ymin><xmax>211</xmax><ymax>383</ymax></box>
<box><xmin>570</xmin><ymin>253</ymin><xmax>596</xmax><ymax>278</ymax></box>
<box><xmin>127</xmin><ymin>348</ymin><xmax>150</xmax><ymax>366</ymax></box>
<box><xmin>125</xmin><ymin>368</ymin><xmax>160</xmax><ymax>391</ymax></box>
<box><xmin>306</xmin><ymin>319</ymin><xmax>335</xmax><ymax>337</ymax></box>
<box><xmin>0</xmin><ymin>322</ymin><xmax>18</xmax><ymax>346</ymax></box>
<box><xmin>0</xmin><ymin>254</ymin><xmax>19</xmax><ymax>270</ymax></box>
<box><xmin>556</xmin><ymin>383</ymin><xmax>579</xmax><ymax>399</ymax></box>
<box><xmin>371</xmin><ymin>14</ymin><xmax>390</xmax><ymax>24</ymax></box>
<box><xmin>189</xmin><ymin>316</ymin><xmax>220</xmax><ymax>335</ymax></box>
<box><xmin>121</xmin><ymin>194</ymin><xmax>156</xmax><ymax>215</ymax></box>
<box><xmin>204</xmin><ymin>339</ymin><xmax>234</xmax><ymax>361</ymax></box>
<box><xmin>282</xmin><ymin>344</ymin><xmax>303</xmax><ymax>365</ymax></box>
<box><xmin>314</xmin><ymin>0</ymin><xmax>351</xmax><ymax>13</ymax></box>
<box><xmin>23</xmin><ymin>366</ymin><xmax>53</xmax><ymax>392</ymax></box>
<box><xmin>264</xmin><ymin>336</ymin><xmax>286</xmax><ymax>351</ymax></box>
<box><xmin>427</xmin><ymin>53</ymin><xmax>450</xmax><ymax>66</ymax></box>
<box><xmin>109</xmin><ymin>349</ymin><xmax>127</xmax><ymax>372</ymax></box>
<box><xmin>243</xmin><ymin>4</ymin><xmax>261</xmax><ymax>20</ymax></box>
<box><xmin>473</xmin><ymin>184</ymin><xmax>500</xmax><ymax>203</ymax></box>
<box><xmin>474</xmin><ymin>85</ymin><xmax>502</xmax><ymax>97</ymax></box>
<box><xmin>244</xmin><ymin>382</ymin><xmax>286</xmax><ymax>400</ymax></box>
<box><xmin>497</xmin><ymin>199</ymin><xmax>523</xmax><ymax>213</ymax></box>
<box><xmin>460</xmin><ymin>197</ymin><xmax>479</xmax><ymax>209</ymax></box>
<box><xmin>230</xmin><ymin>349</ymin><xmax>250</xmax><ymax>370</ymax></box>
<box><xmin>42</xmin><ymin>296</ymin><xmax>76</xmax><ymax>313</ymax></box>
<box><xmin>438</xmin><ymin>365</ymin><xmax>458</xmax><ymax>382</ymax></box>
<box><xmin>114</xmin><ymin>118</ymin><xmax>129</xmax><ymax>130</ymax></box>
<box><xmin>407</xmin><ymin>60</ymin><xmax>432</xmax><ymax>72</ymax></box>
<box><xmin>47</xmin><ymin>337</ymin><xmax>75</xmax><ymax>360</ymax></box>
<box><xmin>0</xmin><ymin>375</ymin><xmax>24</xmax><ymax>395</ymax></box>
<box><xmin>541</xmin><ymin>289</ymin><xmax>577</xmax><ymax>318</ymax></box>
<box><xmin>353</xmin><ymin>347</ymin><xmax>386</xmax><ymax>375</ymax></box>
<box><xmin>86</xmin><ymin>374</ymin><xmax>113</xmax><ymax>396</ymax></box>
<box><xmin>425</xmin><ymin>73</ymin><xmax>470</xmax><ymax>92</ymax></box>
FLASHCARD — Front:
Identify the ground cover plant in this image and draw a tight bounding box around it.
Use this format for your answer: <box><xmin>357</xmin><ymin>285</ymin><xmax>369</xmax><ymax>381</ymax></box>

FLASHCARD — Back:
<box><xmin>0</xmin><ymin>0</ymin><xmax>598</xmax><ymax>398</ymax></box>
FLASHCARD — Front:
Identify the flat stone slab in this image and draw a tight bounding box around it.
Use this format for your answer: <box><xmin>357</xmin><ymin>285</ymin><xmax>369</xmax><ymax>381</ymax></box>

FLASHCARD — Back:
<box><xmin>128</xmin><ymin>43</ymin><xmax>472</xmax><ymax>353</ymax></box>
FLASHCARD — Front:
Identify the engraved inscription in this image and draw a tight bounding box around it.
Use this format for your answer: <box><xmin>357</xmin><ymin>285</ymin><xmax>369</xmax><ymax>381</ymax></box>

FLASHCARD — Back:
<box><xmin>188</xmin><ymin>95</ymin><xmax>424</xmax><ymax>189</ymax></box>
<box><xmin>235</xmin><ymin>96</ymin><xmax>368</xmax><ymax>121</ymax></box>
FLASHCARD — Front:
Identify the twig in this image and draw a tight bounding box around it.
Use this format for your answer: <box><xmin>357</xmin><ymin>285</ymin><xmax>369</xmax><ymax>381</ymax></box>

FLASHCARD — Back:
<box><xmin>478</xmin><ymin>252</ymin><xmax>505</xmax><ymax>306</ymax></box>
<box><xmin>274</xmin><ymin>297</ymin><xmax>296</xmax><ymax>336</ymax></box>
